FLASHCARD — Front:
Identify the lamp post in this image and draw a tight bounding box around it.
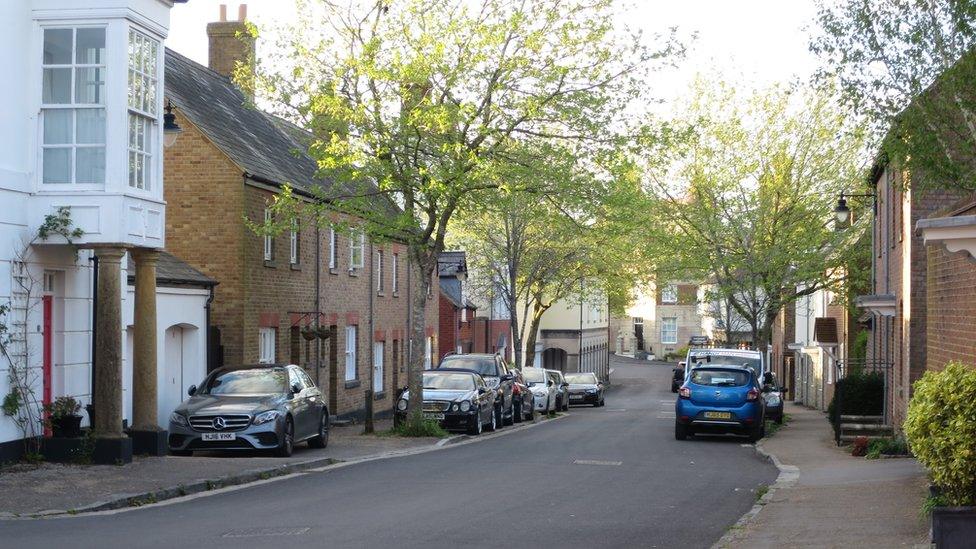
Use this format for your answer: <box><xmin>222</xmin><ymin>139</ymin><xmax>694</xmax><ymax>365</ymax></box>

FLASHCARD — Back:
<box><xmin>833</xmin><ymin>191</ymin><xmax>876</xmax><ymax>228</ymax></box>
<box><xmin>163</xmin><ymin>101</ymin><xmax>183</xmax><ymax>148</ymax></box>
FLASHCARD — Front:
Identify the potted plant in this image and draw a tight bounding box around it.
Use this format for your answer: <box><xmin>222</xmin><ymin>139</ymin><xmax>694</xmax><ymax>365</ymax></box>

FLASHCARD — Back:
<box><xmin>904</xmin><ymin>361</ymin><xmax>976</xmax><ymax>548</ymax></box>
<box><xmin>44</xmin><ymin>396</ymin><xmax>83</xmax><ymax>438</ymax></box>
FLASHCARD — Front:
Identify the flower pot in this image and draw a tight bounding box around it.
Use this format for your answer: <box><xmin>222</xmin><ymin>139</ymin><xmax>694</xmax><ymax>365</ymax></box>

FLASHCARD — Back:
<box><xmin>931</xmin><ymin>506</ymin><xmax>976</xmax><ymax>548</ymax></box>
<box><xmin>51</xmin><ymin>414</ymin><xmax>83</xmax><ymax>438</ymax></box>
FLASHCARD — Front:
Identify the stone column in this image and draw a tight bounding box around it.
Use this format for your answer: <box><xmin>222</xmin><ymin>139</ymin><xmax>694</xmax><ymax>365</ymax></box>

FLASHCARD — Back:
<box><xmin>93</xmin><ymin>247</ymin><xmax>126</xmax><ymax>439</ymax></box>
<box><xmin>131</xmin><ymin>248</ymin><xmax>160</xmax><ymax>431</ymax></box>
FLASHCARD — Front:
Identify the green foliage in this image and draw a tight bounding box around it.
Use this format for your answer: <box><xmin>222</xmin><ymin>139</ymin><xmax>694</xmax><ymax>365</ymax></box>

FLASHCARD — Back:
<box><xmin>2</xmin><ymin>388</ymin><xmax>22</xmax><ymax>418</ymax></box>
<box><xmin>849</xmin><ymin>331</ymin><xmax>869</xmax><ymax>364</ymax></box>
<box><xmin>811</xmin><ymin>0</ymin><xmax>976</xmax><ymax>191</ymax></box>
<box><xmin>865</xmin><ymin>437</ymin><xmax>910</xmax><ymax>460</ymax></box>
<box><xmin>904</xmin><ymin>361</ymin><xmax>976</xmax><ymax>506</ymax></box>
<box><xmin>387</xmin><ymin>419</ymin><xmax>450</xmax><ymax>439</ymax></box>
<box><xmin>43</xmin><ymin>396</ymin><xmax>81</xmax><ymax>420</ymax></box>
<box><xmin>827</xmin><ymin>371</ymin><xmax>884</xmax><ymax>436</ymax></box>
<box><xmin>37</xmin><ymin>206</ymin><xmax>84</xmax><ymax>244</ymax></box>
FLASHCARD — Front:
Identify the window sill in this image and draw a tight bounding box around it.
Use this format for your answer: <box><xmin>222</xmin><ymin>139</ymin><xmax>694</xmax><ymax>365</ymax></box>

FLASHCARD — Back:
<box><xmin>392</xmin><ymin>291</ymin><xmax>399</xmax><ymax>298</ymax></box>
<box><xmin>373</xmin><ymin>391</ymin><xmax>386</xmax><ymax>401</ymax></box>
<box><xmin>263</xmin><ymin>260</ymin><xmax>277</xmax><ymax>268</ymax></box>
<box><xmin>329</xmin><ymin>268</ymin><xmax>339</xmax><ymax>275</ymax></box>
<box><xmin>290</xmin><ymin>263</ymin><xmax>301</xmax><ymax>271</ymax></box>
<box><xmin>377</xmin><ymin>291</ymin><xmax>385</xmax><ymax>297</ymax></box>
<box><xmin>344</xmin><ymin>379</ymin><xmax>361</xmax><ymax>389</ymax></box>
<box><xmin>348</xmin><ymin>269</ymin><xmax>360</xmax><ymax>277</ymax></box>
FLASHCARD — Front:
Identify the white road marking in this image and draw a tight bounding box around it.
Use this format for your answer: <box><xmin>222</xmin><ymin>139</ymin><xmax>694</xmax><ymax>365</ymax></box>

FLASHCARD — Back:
<box><xmin>574</xmin><ymin>459</ymin><xmax>623</xmax><ymax>466</ymax></box>
<box><xmin>222</xmin><ymin>527</ymin><xmax>311</xmax><ymax>538</ymax></box>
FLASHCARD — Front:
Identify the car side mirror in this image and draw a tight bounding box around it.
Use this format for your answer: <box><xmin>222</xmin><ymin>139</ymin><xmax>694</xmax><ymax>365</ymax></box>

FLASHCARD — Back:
<box><xmin>291</xmin><ymin>382</ymin><xmax>303</xmax><ymax>394</ymax></box>
<box><xmin>478</xmin><ymin>387</ymin><xmax>487</xmax><ymax>395</ymax></box>
<box><xmin>187</xmin><ymin>385</ymin><xmax>197</xmax><ymax>396</ymax></box>
<box><xmin>562</xmin><ymin>382</ymin><xmax>569</xmax><ymax>388</ymax></box>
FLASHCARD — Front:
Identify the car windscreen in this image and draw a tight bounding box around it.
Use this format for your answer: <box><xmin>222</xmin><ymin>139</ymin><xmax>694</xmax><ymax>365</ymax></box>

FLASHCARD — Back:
<box><xmin>204</xmin><ymin>369</ymin><xmax>288</xmax><ymax>395</ymax></box>
<box><xmin>565</xmin><ymin>373</ymin><xmax>597</xmax><ymax>384</ymax></box>
<box><xmin>689</xmin><ymin>353</ymin><xmax>761</xmax><ymax>373</ymax></box>
<box><xmin>423</xmin><ymin>373</ymin><xmax>476</xmax><ymax>390</ymax></box>
<box><xmin>689</xmin><ymin>369</ymin><xmax>750</xmax><ymax>387</ymax></box>
<box><xmin>439</xmin><ymin>357</ymin><xmax>497</xmax><ymax>376</ymax></box>
<box><xmin>522</xmin><ymin>368</ymin><xmax>547</xmax><ymax>384</ymax></box>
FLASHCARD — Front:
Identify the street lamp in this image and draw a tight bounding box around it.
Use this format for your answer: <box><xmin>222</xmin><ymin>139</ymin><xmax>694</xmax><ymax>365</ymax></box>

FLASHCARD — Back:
<box><xmin>163</xmin><ymin>101</ymin><xmax>183</xmax><ymax>148</ymax></box>
<box><xmin>455</xmin><ymin>262</ymin><xmax>468</xmax><ymax>354</ymax></box>
<box><xmin>834</xmin><ymin>193</ymin><xmax>851</xmax><ymax>226</ymax></box>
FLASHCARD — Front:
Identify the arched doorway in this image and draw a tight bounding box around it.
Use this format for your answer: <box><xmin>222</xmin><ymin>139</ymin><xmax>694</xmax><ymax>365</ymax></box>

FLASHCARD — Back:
<box><xmin>542</xmin><ymin>347</ymin><xmax>568</xmax><ymax>372</ymax></box>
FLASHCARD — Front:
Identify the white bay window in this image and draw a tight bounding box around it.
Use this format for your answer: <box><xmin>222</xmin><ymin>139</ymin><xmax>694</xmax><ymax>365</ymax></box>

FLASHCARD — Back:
<box><xmin>41</xmin><ymin>27</ymin><xmax>106</xmax><ymax>185</ymax></box>
<box><xmin>127</xmin><ymin>29</ymin><xmax>159</xmax><ymax>190</ymax></box>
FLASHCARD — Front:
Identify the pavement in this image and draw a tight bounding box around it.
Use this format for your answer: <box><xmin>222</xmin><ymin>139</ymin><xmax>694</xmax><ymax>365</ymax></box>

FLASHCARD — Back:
<box><xmin>0</xmin><ymin>418</ymin><xmax>440</xmax><ymax>516</ymax></box>
<box><xmin>716</xmin><ymin>403</ymin><xmax>930</xmax><ymax>549</ymax></box>
<box><xmin>0</xmin><ymin>355</ymin><xmax>778</xmax><ymax>548</ymax></box>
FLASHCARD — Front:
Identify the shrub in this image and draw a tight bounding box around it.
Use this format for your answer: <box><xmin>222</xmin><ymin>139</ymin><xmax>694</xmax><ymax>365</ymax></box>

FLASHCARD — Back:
<box><xmin>851</xmin><ymin>436</ymin><xmax>869</xmax><ymax>457</ymax></box>
<box><xmin>827</xmin><ymin>371</ymin><xmax>884</xmax><ymax>436</ymax></box>
<box><xmin>904</xmin><ymin>361</ymin><xmax>976</xmax><ymax>506</ymax></box>
<box><xmin>387</xmin><ymin>419</ymin><xmax>449</xmax><ymax>438</ymax></box>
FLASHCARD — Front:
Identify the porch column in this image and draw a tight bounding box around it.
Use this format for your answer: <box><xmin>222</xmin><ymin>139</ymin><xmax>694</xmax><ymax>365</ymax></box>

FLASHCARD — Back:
<box><xmin>93</xmin><ymin>247</ymin><xmax>126</xmax><ymax>439</ymax></box>
<box><xmin>131</xmin><ymin>248</ymin><xmax>160</xmax><ymax>431</ymax></box>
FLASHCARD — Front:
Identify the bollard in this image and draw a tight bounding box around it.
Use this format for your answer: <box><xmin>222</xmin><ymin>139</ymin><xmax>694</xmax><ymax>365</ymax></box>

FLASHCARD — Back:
<box><xmin>364</xmin><ymin>389</ymin><xmax>374</xmax><ymax>434</ymax></box>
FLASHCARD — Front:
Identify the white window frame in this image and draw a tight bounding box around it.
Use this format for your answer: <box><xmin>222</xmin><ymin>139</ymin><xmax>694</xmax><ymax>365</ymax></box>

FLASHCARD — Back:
<box><xmin>661</xmin><ymin>284</ymin><xmax>678</xmax><ymax>304</ymax></box>
<box><xmin>661</xmin><ymin>317</ymin><xmax>678</xmax><ymax>345</ymax></box>
<box><xmin>289</xmin><ymin>224</ymin><xmax>299</xmax><ymax>265</ymax></box>
<box><xmin>329</xmin><ymin>227</ymin><xmax>338</xmax><ymax>269</ymax></box>
<box><xmin>40</xmin><ymin>26</ymin><xmax>107</xmax><ymax>187</ymax></box>
<box><xmin>258</xmin><ymin>327</ymin><xmax>276</xmax><ymax>364</ymax></box>
<box><xmin>349</xmin><ymin>228</ymin><xmax>365</xmax><ymax>270</ymax></box>
<box><xmin>376</xmin><ymin>250</ymin><xmax>384</xmax><ymax>292</ymax></box>
<box><xmin>126</xmin><ymin>28</ymin><xmax>160</xmax><ymax>191</ymax></box>
<box><xmin>345</xmin><ymin>325</ymin><xmax>357</xmax><ymax>381</ymax></box>
<box><xmin>392</xmin><ymin>253</ymin><xmax>399</xmax><ymax>294</ymax></box>
<box><xmin>373</xmin><ymin>341</ymin><xmax>385</xmax><ymax>393</ymax></box>
<box><xmin>263</xmin><ymin>209</ymin><xmax>273</xmax><ymax>261</ymax></box>
<box><xmin>424</xmin><ymin>337</ymin><xmax>433</xmax><ymax>370</ymax></box>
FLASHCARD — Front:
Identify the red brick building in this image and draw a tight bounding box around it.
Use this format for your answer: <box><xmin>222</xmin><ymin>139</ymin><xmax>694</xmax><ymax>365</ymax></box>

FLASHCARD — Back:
<box><xmin>162</xmin><ymin>13</ymin><xmax>438</xmax><ymax>420</ymax></box>
<box><xmin>437</xmin><ymin>252</ymin><xmax>476</xmax><ymax>358</ymax></box>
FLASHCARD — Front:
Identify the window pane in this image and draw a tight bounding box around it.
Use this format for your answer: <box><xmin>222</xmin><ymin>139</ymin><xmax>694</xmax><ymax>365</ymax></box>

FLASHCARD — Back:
<box><xmin>76</xmin><ymin>109</ymin><xmax>105</xmax><ymax>144</ymax></box>
<box><xmin>128</xmin><ymin>151</ymin><xmax>137</xmax><ymax>186</ymax></box>
<box><xmin>43</xmin><ymin>110</ymin><xmax>72</xmax><ymax>144</ymax></box>
<box><xmin>74</xmin><ymin>67</ymin><xmax>105</xmax><ymax>104</ymax></box>
<box><xmin>42</xmin><ymin>68</ymin><xmax>71</xmax><ymax>103</ymax></box>
<box><xmin>43</xmin><ymin>29</ymin><xmax>72</xmax><ymax>65</ymax></box>
<box><xmin>76</xmin><ymin>147</ymin><xmax>105</xmax><ymax>184</ymax></box>
<box><xmin>75</xmin><ymin>28</ymin><xmax>105</xmax><ymax>64</ymax></box>
<box><xmin>42</xmin><ymin>148</ymin><xmax>71</xmax><ymax>184</ymax></box>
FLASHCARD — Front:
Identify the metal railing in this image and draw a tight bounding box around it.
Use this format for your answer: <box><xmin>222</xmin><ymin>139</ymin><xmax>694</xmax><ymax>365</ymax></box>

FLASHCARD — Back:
<box><xmin>832</xmin><ymin>359</ymin><xmax>893</xmax><ymax>445</ymax></box>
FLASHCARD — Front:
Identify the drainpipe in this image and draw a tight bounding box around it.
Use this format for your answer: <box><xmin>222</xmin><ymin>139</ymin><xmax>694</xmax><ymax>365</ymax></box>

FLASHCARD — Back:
<box><xmin>88</xmin><ymin>253</ymin><xmax>98</xmax><ymax>424</ymax></box>
<box><xmin>205</xmin><ymin>285</ymin><xmax>214</xmax><ymax>371</ymax></box>
<box><xmin>365</xmin><ymin>240</ymin><xmax>375</xmax><ymax>433</ymax></box>
<box><xmin>314</xmin><ymin>224</ymin><xmax>321</xmax><ymax>388</ymax></box>
<box><xmin>406</xmin><ymin>252</ymin><xmax>412</xmax><ymax>376</ymax></box>
<box><xmin>578</xmin><ymin>278</ymin><xmax>584</xmax><ymax>373</ymax></box>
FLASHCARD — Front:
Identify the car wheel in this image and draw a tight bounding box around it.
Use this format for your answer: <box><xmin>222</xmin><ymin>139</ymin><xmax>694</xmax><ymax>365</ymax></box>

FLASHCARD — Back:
<box><xmin>275</xmin><ymin>417</ymin><xmax>295</xmax><ymax>457</ymax></box>
<box><xmin>747</xmin><ymin>422</ymin><xmax>763</xmax><ymax>443</ymax></box>
<box><xmin>562</xmin><ymin>397</ymin><xmax>569</xmax><ymax>412</ymax></box>
<box><xmin>674</xmin><ymin>421</ymin><xmax>688</xmax><ymax>441</ymax></box>
<box><xmin>513</xmin><ymin>400</ymin><xmax>523</xmax><ymax>423</ymax></box>
<box><xmin>504</xmin><ymin>403</ymin><xmax>515</xmax><ymax>426</ymax></box>
<box><xmin>526</xmin><ymin>400</ymin><xmax>536</xmax><ymax>421</ymax></box>
<box><xmin>599</xmin><ymin>398</ymin><xmax>605</xmax><ymax>407</ymax></box>
<box><xmin>467</xmin><ymin>410</ymin><xmax>482</xmax><ymax>435</ymax></box>
<box><xmin>486</xmin><ymin>407</ymin><xmax>497</xmax><ymax>432</ymax></box>
<box><xmin>308</xmin><ymin>412</ymin><xmax>329</xmax><ymax>449</ymax></box>
<box><xmin>170</xmin><ymin>450</ymin><xmax>192</xmax><ymax>457</ymax></box>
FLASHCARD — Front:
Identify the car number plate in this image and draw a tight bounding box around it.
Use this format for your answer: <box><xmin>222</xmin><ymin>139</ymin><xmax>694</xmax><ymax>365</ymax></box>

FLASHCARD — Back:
<box><xmin>202</xmin><ymin>432</ymin><xmax>236</xmax><ymax>441</ymax></box>
<box><xmin>704</xmin><ymin>411</ymin><xmax>732</xmax><ymax>420</ymax></box>
<box><xmin>570</xmin><ymin>395</ymin><xmax>584</xmax><ymax>400</ymax></box>
<box><xmin>422</xmin><ymin>413</ymin><xmax>444</xmax><ymax>420</ymax></box>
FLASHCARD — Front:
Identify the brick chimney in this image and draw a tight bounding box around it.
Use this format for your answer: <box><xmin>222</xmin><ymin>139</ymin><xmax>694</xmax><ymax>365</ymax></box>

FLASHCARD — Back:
<box><xmin>206</xmin><ymin>4</ymin><xmax>255</xmax><ymax>91</ymax></box>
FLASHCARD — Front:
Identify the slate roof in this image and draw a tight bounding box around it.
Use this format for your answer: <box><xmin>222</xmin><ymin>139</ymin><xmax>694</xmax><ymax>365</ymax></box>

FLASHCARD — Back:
<box><xmin>164</xmin><ymin>49</ymin><xmax>344</xmax><ymax>196</ymax></box>
<box><xmin>437</xmin><ymin>251</ymin><xmax>474</xmax><ymax>309</ymax></box>
<box><xmin>126</xmin><ymin>251</ymin><xmax>217</xmax><ymax>288</ymax></box>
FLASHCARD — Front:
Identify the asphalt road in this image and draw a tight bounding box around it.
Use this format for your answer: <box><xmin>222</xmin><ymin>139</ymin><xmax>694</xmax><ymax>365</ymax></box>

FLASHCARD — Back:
<box><xmin>1</xmin><ymin>356</ymin><xmax>777</xmax><ymax>548</ymax></box>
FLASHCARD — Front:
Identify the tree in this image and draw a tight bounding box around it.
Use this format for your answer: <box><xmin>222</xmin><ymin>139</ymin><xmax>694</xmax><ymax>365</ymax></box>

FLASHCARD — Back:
<box><xmin>247</xmin><ymin>0</ymin><xmax>680</xmax><ymax>427</ymax></box>
<box><xmin>642</xmin><ymin>80</ymin><xmax>869</xmax><ymax>351</ymax></box>
<box><xmin>811</xmin><ymin>0</ymin><xmax>976</xmax><ymax>190</ymax></box>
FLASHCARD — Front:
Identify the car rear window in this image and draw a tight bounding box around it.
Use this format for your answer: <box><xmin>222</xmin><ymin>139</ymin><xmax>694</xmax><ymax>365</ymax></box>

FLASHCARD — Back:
<box><xmin>522</xmin><ymin>368</ymin><xmax>547</xmax><ymax>383</ymax></box>
<box><xmin>689</xmin><ymin>369</ymin><xmax>750</xmax><ymax>387</ymax></box>
<box><xmin>439</xmin><ymin>356</ymin><xmax>497</xmax><ymax>376</ymax></box>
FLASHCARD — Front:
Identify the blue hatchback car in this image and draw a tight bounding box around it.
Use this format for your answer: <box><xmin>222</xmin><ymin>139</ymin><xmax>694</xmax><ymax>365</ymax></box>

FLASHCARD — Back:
<box><xmin>674</xmin><ymin>365</ymin><xmax>765</xmax><ymax>442</ymax></box>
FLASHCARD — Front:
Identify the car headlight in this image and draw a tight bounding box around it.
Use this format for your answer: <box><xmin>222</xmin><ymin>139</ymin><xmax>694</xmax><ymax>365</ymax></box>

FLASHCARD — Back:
<box><xmin>169</xmin><ymin>412</ymin><xmax>188</xmax><ymax>427</ymax></box>
<box><xmin>253</xmin><ymin>410</ymin><xmax>281</xmax><ymax>425</ymax></box>
<box><xmin>450</xmin><ymin>403</ymin><xmax>459</xmax><ymax>412</ymax></box>
<box><xmin>396</xmin><ymin>399</ymin><xmax>408</xmax><ymax>411</ymax></box>
<box><xmin>460</xmin><ymin>400</ymin><xmax>471</xmax><ymax>412</ymax></box>
<box><xmin>586</xmin><ymin>388</ymin><xmax>597</xmax><ymax>394</ymax></box>
<box><xmin>766</xmin><ymin>395</ymin><xmax>781</xmax><ymax>406</ymax></box>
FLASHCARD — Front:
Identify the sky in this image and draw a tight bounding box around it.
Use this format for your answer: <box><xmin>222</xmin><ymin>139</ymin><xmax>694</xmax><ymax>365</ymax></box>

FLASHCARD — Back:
<box><xmin>167</xmin><ymin>0</ymin><xmax>822</xmax><ymax>107</ymax></box>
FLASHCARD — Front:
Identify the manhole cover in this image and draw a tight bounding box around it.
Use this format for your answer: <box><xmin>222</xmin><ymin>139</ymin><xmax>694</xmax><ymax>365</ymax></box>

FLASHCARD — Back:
<box><xmin>222</xmin><ymin>527</ymin><xmax>311</xmax><ymax>538</ymax></box>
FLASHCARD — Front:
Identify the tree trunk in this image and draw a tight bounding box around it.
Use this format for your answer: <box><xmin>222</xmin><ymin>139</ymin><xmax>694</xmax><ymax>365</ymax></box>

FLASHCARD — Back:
<box><xmin>508</xmin><ymin>264</ymin><xmax>521</xmax><ymax>368</ymax></box>
<box><xmin>521</xmin><ymin>299</ymin><xmax>550</xmax><ymax>369</ymax></box>
<box><xmin>407</xmin><ymin>248</ymin><xmax>436</xmax><ymax>428</ymax></box>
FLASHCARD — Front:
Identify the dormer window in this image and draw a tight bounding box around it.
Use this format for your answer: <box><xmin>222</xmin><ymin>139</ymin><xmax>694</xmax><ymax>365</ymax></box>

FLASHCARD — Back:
<box><xmin>41</xmin><ymin>27</ymin><xmax>106</xmax><ymax>185</ymax></box>
<box><xmin>127</xmin><ymin>29</ymin><xmax>160</xmax><ymax>191</ymax></box>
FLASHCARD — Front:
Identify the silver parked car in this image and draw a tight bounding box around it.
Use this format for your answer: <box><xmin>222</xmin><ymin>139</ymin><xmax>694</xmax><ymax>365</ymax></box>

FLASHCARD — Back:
<box><xmin>547</xmin><ymin>369</ymin><xmax>571</xmax><ymax>412</ymax></box>
<box><xmin>523</xmin><ymin>367</ymin><xmax>557</xmax><ymax>414</ymax></box>
<box><xmin>168</xmin><ymin>364</ymin><xmax>329</xmax><ymax>458</ymax></box>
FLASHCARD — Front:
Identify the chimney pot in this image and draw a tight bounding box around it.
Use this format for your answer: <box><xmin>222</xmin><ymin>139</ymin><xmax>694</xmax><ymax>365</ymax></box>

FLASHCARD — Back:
<box><xmin>239</xmin><ymin>4</ymin><xmax>247</xmax><ymax>21</ymax></box>
<box><xmin>219</xmin><ymin>4</ymin><xmax>227</xmax><ymax>22</ymax></box>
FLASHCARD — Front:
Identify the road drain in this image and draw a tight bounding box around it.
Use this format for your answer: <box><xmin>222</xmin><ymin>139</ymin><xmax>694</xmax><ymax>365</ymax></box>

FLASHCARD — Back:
<box><xmin>573</xmin><ymin>459</ymin><xmax>622</xmax><ymax>466</ymax></box>
<box><xmin>222</xmin><ymin>527</ymin><xmax>311</xmax><ymax>538</ymax></box>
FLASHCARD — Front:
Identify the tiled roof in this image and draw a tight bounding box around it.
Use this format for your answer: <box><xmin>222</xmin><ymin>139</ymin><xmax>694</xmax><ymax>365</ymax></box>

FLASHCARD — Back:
<box><xmin>126</xmin><ymin>251</ymin><xmax>216</xmax><ymax>288</ymax></box>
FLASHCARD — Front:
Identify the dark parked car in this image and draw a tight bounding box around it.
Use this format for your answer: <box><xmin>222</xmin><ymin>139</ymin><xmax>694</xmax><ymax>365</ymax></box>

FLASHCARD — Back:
<box><xmin>675</xmin><ymin>365</ymin><xmax>765</xmax><ymax>442</ymax></box>
<box><xmin>395</xmin><ymin>370</ymin><xmax>497</xmax><ymax>434</ymax></box>
<box><xmin>168</xmin><ymin>364</ymin><xmax>329</xmax><ymax>457</ymax></box>
<box><xmin>671</xmin><ymin>361</ymin><xmax>686</xmax><ymax>393</ymax></box>
<box><xmin>547</xmin><ymin>369</ymin><xmax>570</xmax><ymax>412</ymax></box>
<box><xmin>509</xmin><ymin>368</ymin><xmax>536</xmax><ymax>422</ymax></box>
<box><xmin>565</xmin><ymin>372</ymin><xmax>605</xmax><ymax>406</ymax></box>
<box><xmin>438</xmin><ymin>354</ymin><xmax>515</xmax><ymax>426</ymax></box>
<box><xmin>761</xmin><ymin>371</ymin><xmax>786</xmax><ymax>424</ymax></box>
